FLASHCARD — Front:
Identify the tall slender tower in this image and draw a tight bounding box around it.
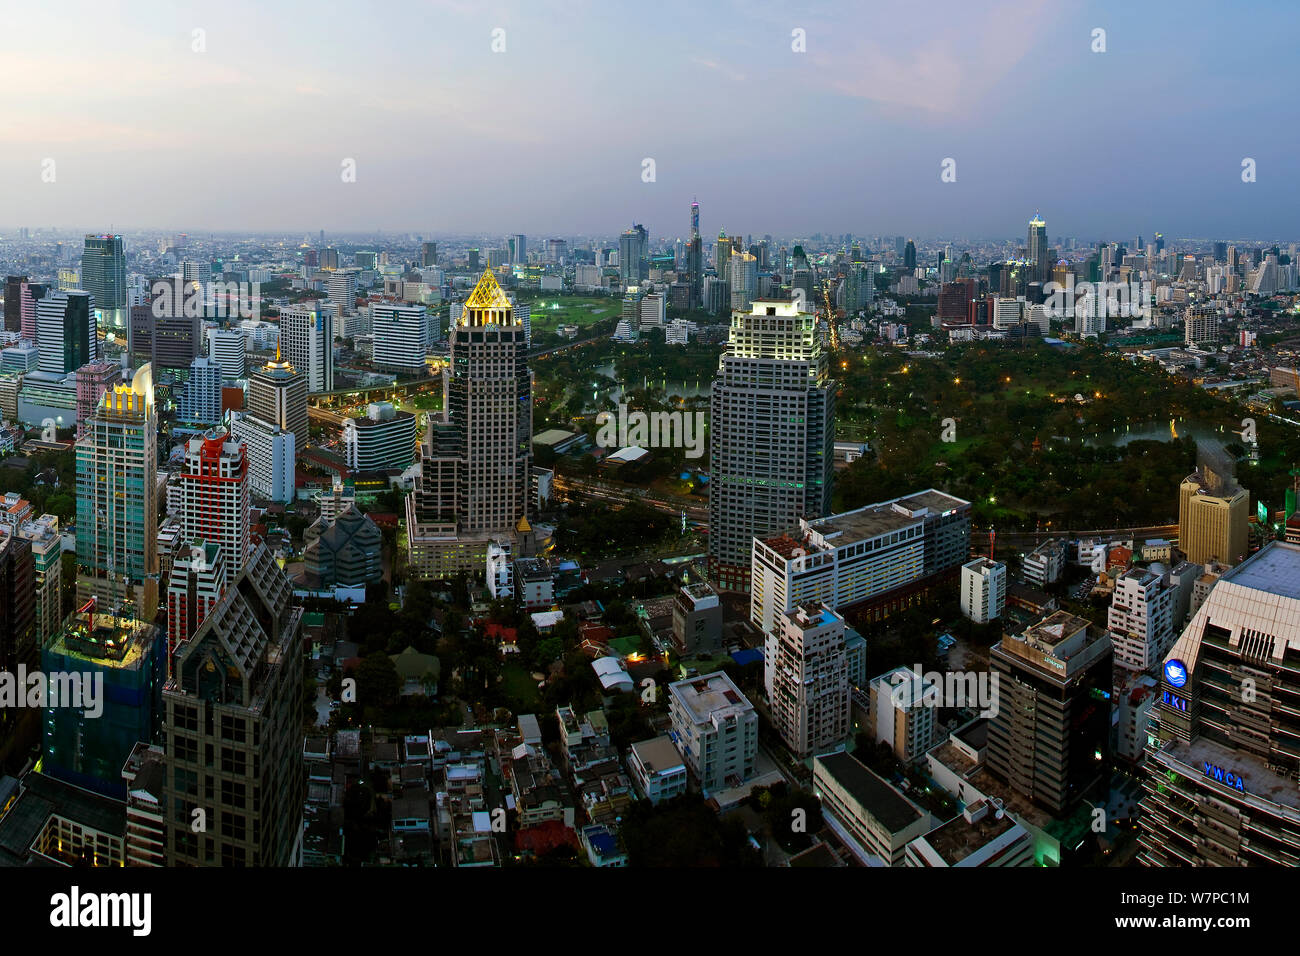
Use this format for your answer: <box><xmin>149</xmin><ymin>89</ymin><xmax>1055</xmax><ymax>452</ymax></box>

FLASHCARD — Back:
<box><xmin>688</xmin><ymin>200</ymin><xmax>703</xmax><ymax>309</ymax></box>
<box><xmin>1028</xmin><ymin>214</ymin><xmax>1049</xmax><ymax>283</ymax></box>
<box><xmin>76</xmin><ymin>363</ymin><xmax>159</xmax><ymax>616</ymax></box>
<box><xmin>708</xmin><ymin>300</ymin><xmax>834</xmax><ymax>591</ymax></box>
<box><xmin>406</xmin><ymin>269</ymin><xmax>531</xmax><ymax>577</ymax></box>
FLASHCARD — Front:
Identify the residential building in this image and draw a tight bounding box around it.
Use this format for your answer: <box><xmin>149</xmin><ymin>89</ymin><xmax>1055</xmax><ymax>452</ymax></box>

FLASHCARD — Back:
<box><xmin>627</xmin><ymin>735</ymin><xmax>688</xmax><ymax>804</ymax></box>
<box><xmin>667</xmin><ymin>671</ymin><xmax>758</xmax><ymax>795</ymax></box>
<box><xmin>75</xmin><ymin>365</ymin><xmax>159</xmax><ymax>616</ymax></box>
<box><xmin>176</xmin><ymin>430</ymin><xmax>250</xmax><ymax>576</ymax></box>
<box><xmin>766</xmin><ymin>602</ymin><xmax>851</xmax><ymax>759</ymax></box>
<box><xmin>867</xmin><ymin>666</ymin><xmax>937</xmax><ymax>763</ymax></box>
<box><xmin>960</xmin><ymin>557</ymin><xmax>1006</xmax><ymax>624</ymax></box>
<box><xmin>671</xmin><ymin>581</ymin><xmax>723</xmax><ymax>656</ymax></box>
<box><xmin>342</xmin><ymin>402</ymin><xmax>416</xmax><ymax>473</ymax></box>
<box><xmin>229</xmin><ymin>412</ymin><xmax>295</xmax><ymax>503</ymax></box>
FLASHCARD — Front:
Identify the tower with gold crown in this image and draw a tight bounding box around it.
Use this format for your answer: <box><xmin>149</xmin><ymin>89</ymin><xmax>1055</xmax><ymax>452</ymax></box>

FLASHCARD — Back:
<box><xmin>406</xmin><ymin>269</ymin><xmax>535</xmax><ymax>576</ymax></box>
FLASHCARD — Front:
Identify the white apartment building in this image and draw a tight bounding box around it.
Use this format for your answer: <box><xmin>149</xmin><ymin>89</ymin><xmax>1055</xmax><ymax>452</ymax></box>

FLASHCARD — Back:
<box><xmin>371</xmin><ymin>302</ymin><xmax>429</xmax><ymax>377</ymax></box>
<box><xmin>486</xmin><ymin>540</ymin><xmax>513</xmax><ymax>600</ymax></box>
<box><xmin>206</xmin><ymin>328</ymin><xmax>247</xmax><ymax>381</ymax></box>
<box><xmin>175</xmin><ymin>355</ymin><xmax>222</xmax><ymax>424</ymax></box>
<box><xmin>1022</xmin><ymin>539</ymin><xmax>1067</xmax><ymax>586</ymax></box>
<box><xmin>627</xmin><ymin>735</ymin><xmax>688</xmax><ymax>805</ymax></box>
<box><xmin>765</xmin><ymin>602</ymin><xmax>851</xmax><ymax>759</ymax></box>
<box><xmin>279</xmin><ymin>305</ymin><xmax>334</xmax><ymax>392</ymax></box>
<box><xmin>229</xmin><ymin>412</ymin><xmax>295</xmax><ymax>503</ymax></box>
<box><xmin>866</xmin><ymin>666</ymin><xmax>937</xmax><ymax>763</ymax></box>
<box><xmin>1108</xmin><ymin>566</ymin><xmax>1176</xmax><ymax>671</ymax></box>
<box><xmin>668</xmin><ymin>671</ymin><xmax>758</xmax><ymax>795</ymax></box>
<box><xmin>960</xmin><ymin>557</ymin><xmax>1006</xmax><ymax>624</ymax></box>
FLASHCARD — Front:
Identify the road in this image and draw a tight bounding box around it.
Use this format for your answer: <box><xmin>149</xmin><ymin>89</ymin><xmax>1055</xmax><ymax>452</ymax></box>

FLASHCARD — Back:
<box><xmin>553</xmin><ymin>474</ymin><xmax>709</xmax><ymax>529</ymax></box>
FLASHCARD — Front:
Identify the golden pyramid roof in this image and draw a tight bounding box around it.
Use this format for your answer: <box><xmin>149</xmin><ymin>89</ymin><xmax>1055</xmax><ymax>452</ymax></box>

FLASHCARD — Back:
<box><xmin>515</xmin><ymin>514</ymin><xmax>532</xmax><ymax>534</ymax></box>
<box><xmin>465</xmin><ymin>268</ymin><xmax>512</xmax><ymax>310</ymax></box>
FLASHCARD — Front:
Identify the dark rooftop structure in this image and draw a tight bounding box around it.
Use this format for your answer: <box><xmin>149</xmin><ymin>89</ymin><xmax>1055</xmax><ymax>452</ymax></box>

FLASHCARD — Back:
<box><xmin>816</xmin><ymin>751</ymin><xmax>921</xmax><ymax>833</ymax></box>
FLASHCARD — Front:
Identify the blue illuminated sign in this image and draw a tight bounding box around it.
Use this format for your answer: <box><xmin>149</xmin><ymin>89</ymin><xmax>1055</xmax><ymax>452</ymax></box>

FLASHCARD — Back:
<box><xmin>1203</xmin><ymin>762</ymin><xmax>1246</xmax><ymax>792</ymax></box>
<box><xmin>1164</xmin><ymin>659</ymin><xmax>1188</xmax><ymax>688</ymax></box>
<box><xmin>1162</xmin><ymin>690</ymin><xmax>1187</xmax><ymax>712</ymax></box>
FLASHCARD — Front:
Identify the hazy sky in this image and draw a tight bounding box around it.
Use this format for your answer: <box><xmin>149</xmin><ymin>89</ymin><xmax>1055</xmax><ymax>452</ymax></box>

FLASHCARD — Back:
<box><xmin>4</xmin><ymin>0</ymin><xmax>1298</xmax><ymax>241</ymax></box>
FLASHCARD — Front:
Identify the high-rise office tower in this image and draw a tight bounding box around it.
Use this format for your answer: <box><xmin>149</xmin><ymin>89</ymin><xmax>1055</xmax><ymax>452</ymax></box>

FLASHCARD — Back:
<box><xmin>4</xmin><ymin>275</ymin><xmax>27</xmax><ymax>334</ymax></box>
<box><xmin>986</xmin><ymin>611</ymin><xmax>1113</xmax><ymax>815</ymax></box>
<box><xmin>206</xmin><ymin>328</ymin><xmax>247</xmax><ymax>381</ymax></box>
<box><xmin>326</xmin><ymin>269</ymin><xmax>359</xmax><ymax>313</ymax></box>
<box><xmin>372</xmin><ymin>302</ymin><xmax>430</xmax><ymax>376</ymax></box>
<box><xmin>1108</xmin><ymin>565</ymin><xmax>1178</xmax><ymax>672</ymax></box>
<box><xmin>175</xmin><ymin>355</ymin><xmax>223</xmax><ymax>425</ymax></box>
<box><xmin>37</xmin><ymin>290</ymin><xmax>98</xmax><ymax>376</ymax></box>
<box><xmin>716</xmin><ymin>231</ymin><xmax>733</xmax><ymax>280</ymax></box>
<box><xmin>279</xmin><ymin>305</ymin><xmax>333</xmax><ymax>392</ymax></box>
<box><xmin>510</xmin><ymin>234</ymin><xmax>527</xmax><ymax>265</ymax></box>
<box><xmin>1178</xmin><ymin>467</ymin><xmax>1249</xmax><ymax>566</ymax></box>
<box><xmin>163</xmin><ymin>542</ymin><xmax>305</xmax><ymax>866</ymax></box>
<box><xmin>0</xmin><ymin>531</ymin><xmax>36</xmax><ymax>676</ymax></box>
<box><xmin>406</xmin><ymin>269</ymin><xmax>531</xmax><ymax>577</ymax></box>
<box><xmin>75</xmin><ymin>360</ymin><xmax>122</xmax><ymax>439</ymax></box>
<box><xmin>766</xmin><ymin>602</ymin><xmax>851</xmax><ymax>759</ymax></box>
<box><xmin>1138</xmin><ymin>541</ymin><xmax>1300</xmax><ymax>866</ymax></box>
<box><xmin>903</xmin><ymin>240</ymin><xmax>917</xmax><ymax>271</ymax></box>
<box><xmin>421</xmin><ymin>241</ymin><xmax>438</xmax><ymax>267</ymax></box>
<box><xmin>247</xmin><ymin>346</ymin><xmax>309</xmax><ymax>449</ymax></box>
<box><xmin>1027</xmin><ymin>215</ymin><xmax>1049</xmax><ymax>283</ymax></box>
<box><xmin>319</xmin><ymin>247</ymin><xmax>340</xmax><ymax>270</ymax></box>
<box><xmin>728</xmin><ymin>252</ymin><xmax>758</xmax><ymax>311</ymax></box>
<box><xmin>708</xmin><ymin>299</ymin><xmax>835</xmax><ymax>592</ymax></box>
<box><xmin>619</xmin><ymin>227</ymin><xmax>646</xmax><ymax>287</ymax></box>
<box><xmin>688</xmin><ymin>200</ymin><xmax>703</xmax><ymax>309</ymax></box>
<box><xmin>75</xmin><ymin>364</ymin><xmax>159</xmax><ymax>617</ymax></box>
<box><xmin>177</xmin><ymin>430</ymin><xmax>250</xmax><ymax>577</ymax></box>
<box><xmin>81</xmin><ymin>234</ymin><xmax>128</xmax><ymax>332</ymax></box>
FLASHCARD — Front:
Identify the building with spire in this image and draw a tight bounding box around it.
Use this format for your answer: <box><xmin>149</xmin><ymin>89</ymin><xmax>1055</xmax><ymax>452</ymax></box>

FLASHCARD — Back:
<box><xmin>407</xmin><ymin>269</ymin><xmax>533</xmax><ymax>577</ymax></box>
<box><xmin>246</xmin><ymin>341</ymin><xmax>308</xmax><ymax>449</ymax></box>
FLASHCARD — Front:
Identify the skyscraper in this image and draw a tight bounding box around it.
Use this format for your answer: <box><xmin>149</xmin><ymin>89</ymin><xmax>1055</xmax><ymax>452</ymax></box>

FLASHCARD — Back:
<box><xmin>175</xmin><ymin>355</ymin><xmax>223</xmax><ymax>425</ymax></box>
<box><xmin>407</xmin><ymin>269</ymin><xmax>532</xmax><ymax>577</ymax></box>
<box><xmin>279</xmin><ymin>305</ymin><xmax>334</xmax><ymax>392</ymax></box>
<box><xmin>177</xmin><ymin>430</ymin><xmax>250</xmax><ymax>577</ymax></box>
<box><xmin>372</xmin><ymin>302</ymin><xmax>430</xmax><ymax>376</ymax></box>
<box><xmin>81</xmin><ymin>234</ymin><xmax>128</xmax><ymax>332</ymax></box>
<box><xmin>619</xmin><ymin>227</ymin><xmax>646</xmax><ymax>287</ymax></box>
<box><xmin>74</xmin><ymin>360</ymin><xmax>122</xmax><ymax>439</ymax></box>
<box><xmin>1138</xmin><ymin>541</ymin><xmax>1300</xmax><ymax>866</ymax></box>
<box><xmin>708</xmin><ymin>299</ymin><xmax>835</xmax><ymax>592</ymax></box>
<box><xmin>688</xmin><ymin>200</ymin><xmax>703</xmax><ymax>309</ymax></box>
<box><xmin>1028</xmin><ymin>215</ymin><xmax>1049</xmax><ymax>283</ymax></box>
<box><xmin>36</xmin><ymin>291</ymin><xmax>98</xmax><ymax>376</ymax></box>
<box><xmin>247</xmin><ymin>346</ymin><xmax>309</xmax><ymax>449</ymax></box>
<box><xmin>903</xmin><ymin>240</ymin><xmax>917</xmax><ymax>271</ymax></box>
<box><xmin>4</xmin><ymin>275</ymin><xmax>27</xmax><ymax>334</ymax></box>
<box><xmin>163</xmin><ymin>542</ymin><xmax>304</xmax><ymax>866</ymax></box>
<box><xmin>0</xmin><ymin>531</ymin><xmax>36</xmax><ymax>676</ymax></box>
<box><xmin>75</xmin><ymin>364</ymin><xmax>159</xmax><ymax>617</ymax></box>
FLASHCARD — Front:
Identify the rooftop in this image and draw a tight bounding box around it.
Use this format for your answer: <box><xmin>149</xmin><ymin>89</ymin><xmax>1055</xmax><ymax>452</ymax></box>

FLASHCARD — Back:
<box><xmin>1220</xmin><ymin>540</ymin><xmax>1300</xmax><ymax>602</ymax></box>
<box><xmin>806</xmin><ymin>489</ymin><xmax>970</xmax><ymax>546</ymax></box>
<box><xmin>669</xmin><ymin>671</ymin><xmax>753</xmax><ymax>725</ymax></box>
<box><xmin>918</xmin><ymin>804</ymin><xmax>1018</xmax><ymax>865</ymax></box>
<box><xmin>815</xmin><ymin>751</ymin><xmax>921</xmax><ymax>833</ymax></box>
